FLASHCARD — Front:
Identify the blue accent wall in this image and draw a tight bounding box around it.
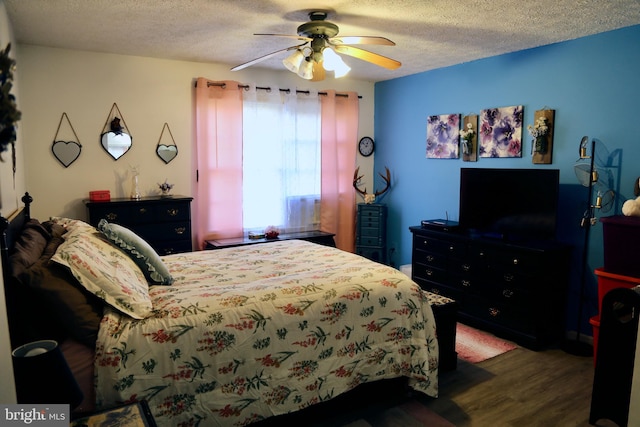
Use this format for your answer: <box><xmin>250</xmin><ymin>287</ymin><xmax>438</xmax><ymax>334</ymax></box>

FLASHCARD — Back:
<box><xmin>374</xmin><ymin>24</ymin><xmax>640</xmax><ymax>336</ymax></box>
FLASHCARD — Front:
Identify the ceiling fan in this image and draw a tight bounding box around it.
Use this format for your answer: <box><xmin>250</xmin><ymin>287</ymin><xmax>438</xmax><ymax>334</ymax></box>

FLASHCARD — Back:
<box><xmin>230</xmin><ymin>11</ymin><xmax>401</xmax><ymax>81</ymax></box>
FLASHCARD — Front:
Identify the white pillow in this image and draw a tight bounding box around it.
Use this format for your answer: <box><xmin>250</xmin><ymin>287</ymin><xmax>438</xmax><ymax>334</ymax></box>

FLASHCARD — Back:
<box><xmin>51</xmin><ymin>226</ymin><xmax>152</xmax><ymax>319</ymax></box>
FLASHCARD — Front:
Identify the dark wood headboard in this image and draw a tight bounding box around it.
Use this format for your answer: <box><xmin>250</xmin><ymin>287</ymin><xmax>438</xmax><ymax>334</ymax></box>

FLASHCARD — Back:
<box><xmin>1</xmin><ymin>193</ymin><xmax>34</xmax><ymax>348</ymax></box>
<box><xmin>0</xmin><ymin>193</ymin><xmax>33</xmax><ymax>279</ymax></box>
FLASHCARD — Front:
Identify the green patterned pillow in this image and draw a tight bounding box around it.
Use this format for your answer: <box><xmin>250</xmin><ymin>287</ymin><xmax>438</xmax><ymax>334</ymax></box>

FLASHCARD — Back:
<box><xmin>97</xmin><ymin>219</ymin><xmax>174</xmax><ymax>285</ymax></box>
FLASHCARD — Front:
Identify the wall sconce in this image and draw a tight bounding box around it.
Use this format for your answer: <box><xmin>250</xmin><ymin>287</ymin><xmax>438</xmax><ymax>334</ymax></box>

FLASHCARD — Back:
<box><xmin>12</xmin><ymin>340</ymin><xmax>83</xmax><ymax>408</ymax></box>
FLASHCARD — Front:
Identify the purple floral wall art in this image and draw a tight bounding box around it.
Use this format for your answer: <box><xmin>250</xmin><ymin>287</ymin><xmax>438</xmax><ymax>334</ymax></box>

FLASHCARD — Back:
<box><xmin>426</xmin><ymin>114</ymin><xmax>460</xmax><ymax>159</ymax></box>
<box><xmin>479</xmin><ymin>106</ymin><xmax>523</xmax><ymax>158</ymax></box>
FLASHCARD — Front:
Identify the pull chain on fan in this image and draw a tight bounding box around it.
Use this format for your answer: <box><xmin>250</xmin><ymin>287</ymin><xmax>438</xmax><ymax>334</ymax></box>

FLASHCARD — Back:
<box><xmin>231</xmin><ymin>11</ymin><xmax>401</xmax><ymax>81</ymax></box>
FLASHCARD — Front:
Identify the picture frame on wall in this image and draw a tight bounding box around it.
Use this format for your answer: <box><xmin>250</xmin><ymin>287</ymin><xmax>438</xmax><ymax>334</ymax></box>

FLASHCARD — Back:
<box><xmin>530</xmin><ymin>109</ymin><xmax>555</xmax><ymax>164</ymax></box>
<box><xmin>479</xmin><ymin>105</ymin><xmax>523</xmax><ymax>158</ymax></box>
<box><xmin>426</xmin><ymin>114</ymin><xmax>460</xmax><ymax>159</ymax></box>
<box><xmin>461</xmin><ymin>114</ymin><xmax>478</xmax><ymax>162</ymax></box>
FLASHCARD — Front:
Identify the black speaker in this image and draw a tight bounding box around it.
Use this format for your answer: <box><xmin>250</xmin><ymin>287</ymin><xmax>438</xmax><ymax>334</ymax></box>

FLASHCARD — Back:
<box><xmin>590</xmin><ymin>287</ymin><xmax>640</xmax><ymax>426</ymax></box>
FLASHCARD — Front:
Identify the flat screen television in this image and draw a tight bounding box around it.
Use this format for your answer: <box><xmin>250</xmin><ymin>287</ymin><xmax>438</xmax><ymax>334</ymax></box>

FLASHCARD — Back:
<box><xmin>458</xmin><ymin>168</ymin><xmax>560</xmax><ymax>241</ymax></box>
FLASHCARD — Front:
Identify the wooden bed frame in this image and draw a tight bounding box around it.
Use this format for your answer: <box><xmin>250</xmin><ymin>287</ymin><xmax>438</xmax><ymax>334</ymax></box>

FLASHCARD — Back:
<box><xmin>1</xmin><ymin>193</ymin><xmax>36</xmax><ymax>348</ymax></box>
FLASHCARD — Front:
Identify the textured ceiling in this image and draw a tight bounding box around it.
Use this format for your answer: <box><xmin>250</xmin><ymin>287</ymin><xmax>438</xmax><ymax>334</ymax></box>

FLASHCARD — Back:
<box><xmin>5</xmin><ymin>0</ymin><xmax>640</xmax><ymax>82</ymax></box>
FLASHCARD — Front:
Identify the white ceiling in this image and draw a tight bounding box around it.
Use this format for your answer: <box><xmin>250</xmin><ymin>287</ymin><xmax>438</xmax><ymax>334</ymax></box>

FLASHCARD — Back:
<box><xmin>5</xmin><ymin>0</ymin><xmax>640</xmax><ymax>82</ymax></box>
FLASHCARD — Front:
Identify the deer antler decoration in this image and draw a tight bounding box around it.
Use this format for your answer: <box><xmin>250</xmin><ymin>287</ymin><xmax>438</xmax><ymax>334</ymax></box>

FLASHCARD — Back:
<box><xmin>353</xmin><ymin>166</ymin><xmax>391</xmax><ymax>204</ymax></box>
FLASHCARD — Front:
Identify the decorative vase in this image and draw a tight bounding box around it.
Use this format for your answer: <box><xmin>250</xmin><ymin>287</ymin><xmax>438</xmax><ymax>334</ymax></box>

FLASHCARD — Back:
<box><xmin>462</xmin><ymin>139</ymin><xmax>472</xmax><ymax>155</ymax></box>
<box><xmin>534</xmin><ymin>136</ymin><xmax>547</xmax><ymax>154</ymax></box>
<box><xmin>131</xmin><ymin>175</ymin><xmax>141</xmax><ymax>200</ymax></box>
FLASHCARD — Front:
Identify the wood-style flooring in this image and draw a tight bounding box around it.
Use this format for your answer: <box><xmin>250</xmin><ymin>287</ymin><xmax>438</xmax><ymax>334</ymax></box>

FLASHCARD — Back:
<box><xmin>257</xmin><ymin>344</ymin><xmax>617</xmax><ymax>427</ymax></box>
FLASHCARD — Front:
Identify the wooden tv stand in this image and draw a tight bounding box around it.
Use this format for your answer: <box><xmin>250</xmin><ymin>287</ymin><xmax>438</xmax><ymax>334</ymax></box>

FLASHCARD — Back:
<box><xmin>409</xmin><ymin>226</ymin><xmax>571</xmax><ymax>349</ymax></box>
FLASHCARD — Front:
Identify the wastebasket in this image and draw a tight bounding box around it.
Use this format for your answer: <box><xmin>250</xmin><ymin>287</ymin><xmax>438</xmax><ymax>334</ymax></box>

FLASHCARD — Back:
<box><xmin>12</xmin><ymin>340</ymin><xmax>83</xmax><ymax>408</ymax></box>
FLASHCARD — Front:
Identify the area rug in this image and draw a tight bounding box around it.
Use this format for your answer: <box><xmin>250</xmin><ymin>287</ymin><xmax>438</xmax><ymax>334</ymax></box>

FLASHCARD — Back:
<box><xmin>456</xmin><ymin>322</ymin><xmax>518</xmax><ymax>363</ymax></box>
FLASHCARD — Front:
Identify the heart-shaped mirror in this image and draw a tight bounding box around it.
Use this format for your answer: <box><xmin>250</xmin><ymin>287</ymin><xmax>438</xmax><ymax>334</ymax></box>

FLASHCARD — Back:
<box><xmin>100</xmin><ymin>103</ymin><xmax>132</xmax><ymax>161</ymax></box>
<box><xmin>157</xmin><ymin>144</ymin><xmax>178</xmax><ymax>164</ymax></box>
<box><xmin>101</xmin><ymin>130</ymin><xmax>132</xmax><ymax>160</ymax></box>
<box><xmin>52</xmin><ymin>140</ymin><xmax>82</xmax><ymax>167</ymax></box>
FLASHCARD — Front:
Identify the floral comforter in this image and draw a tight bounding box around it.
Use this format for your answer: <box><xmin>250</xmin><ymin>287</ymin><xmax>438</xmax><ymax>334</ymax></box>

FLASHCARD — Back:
<box><xmin>94</xmin><ymin>240</ymin><xmax>439</xmax><ymax>426</ymax></box>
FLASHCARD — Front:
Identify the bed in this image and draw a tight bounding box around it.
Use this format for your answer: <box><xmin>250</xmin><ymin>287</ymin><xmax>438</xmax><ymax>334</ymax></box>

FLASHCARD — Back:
<box><xmin>1</xmin><ymin>194</ymin><xmax>450</xmax><ymax>427</ymax></box>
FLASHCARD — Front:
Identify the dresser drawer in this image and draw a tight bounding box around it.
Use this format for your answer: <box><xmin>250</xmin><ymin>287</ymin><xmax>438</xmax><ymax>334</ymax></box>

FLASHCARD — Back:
<box><xmin>412</xmin><ymin>262</ymin><xmax>447</xmax><ymax>285</ymax></box>
<box><xmin>358</xmin><ymin>205</ymin><xmax>385</xmax><ymax>217</ymax></box>
<box><xmin>358</xmin><ymin>235</ymin><xmax>384</xmax><ymax>246</ymax></box>
<box><xmin>414</xmin><ymin>248</ymin><xmax>446</xmax><ymax>269</ymax></box>
<box><xmin>135</xmin><ymin>221</ymin><xmax>191</xmax><ymax>242</ymax></box>
<box><xmin>359</xmin><ymin>226</ymin><xmax>383</xmax><ymax>238</ymax></box>
<box><xmin>153</xmin><ymin>239</ymin><xmax>192</xmax><ymax>255</ymax></box>
<box><xmin>413</xmin><ymin>234</ymin><xmax>452</xmax><ymax>254</ymax></box>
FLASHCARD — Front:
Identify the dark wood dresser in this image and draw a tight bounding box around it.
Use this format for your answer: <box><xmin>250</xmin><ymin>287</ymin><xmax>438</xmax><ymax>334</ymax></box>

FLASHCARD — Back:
<box><xmin>409</xmin><ymin>225</ymin><xmax>571</xmax><ymax>349</ymax></box>
<box><xmin>85</xmin><ymin>196</ymin><xmax>193</xmax><ymax>255</ymax></box>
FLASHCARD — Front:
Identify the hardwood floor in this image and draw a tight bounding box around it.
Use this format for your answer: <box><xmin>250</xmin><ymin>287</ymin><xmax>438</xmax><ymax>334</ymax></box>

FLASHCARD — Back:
<box><xmin>424</xmin><ymin>346</ymin><xmax>599</xmax><ymax>426</ymax></box>
<box><xmin>258</xmin><ymin>344</ymin><xmax>616</xmax><ymax>427</ymax></box>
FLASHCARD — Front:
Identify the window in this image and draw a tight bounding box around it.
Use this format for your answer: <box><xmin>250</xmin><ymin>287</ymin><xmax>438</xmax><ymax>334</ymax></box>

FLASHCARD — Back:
<box><xmin>242</xmin><ymin>89</ymin><xmax>321</xmax><ymax>233</ymax></box>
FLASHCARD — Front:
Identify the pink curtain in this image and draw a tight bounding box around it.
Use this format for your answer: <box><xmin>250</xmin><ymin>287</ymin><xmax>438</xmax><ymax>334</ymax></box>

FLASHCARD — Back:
<box><xmin>320</xmin><ymin>91</ymin><xmax>359</xmax><ymax>252</ymax></box>
<box><xmin>194</xmin><ymin>78</ymin><xmax>244</xmax><ymax>248</ymax></box>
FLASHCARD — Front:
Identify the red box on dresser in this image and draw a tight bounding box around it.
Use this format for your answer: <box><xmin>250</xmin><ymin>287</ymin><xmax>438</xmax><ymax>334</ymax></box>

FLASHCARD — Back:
<box><xmin>89</xmin><ymin>190</ymin><xmax>110</xmax><ymax>202</ymax></box>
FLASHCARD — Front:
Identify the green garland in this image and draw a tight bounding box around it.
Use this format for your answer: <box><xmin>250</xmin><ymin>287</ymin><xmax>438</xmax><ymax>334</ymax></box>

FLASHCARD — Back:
<box><xmin>0</xmin><ymin>43</ymin><xmax>21</xmax><ymax>160</ymax></box>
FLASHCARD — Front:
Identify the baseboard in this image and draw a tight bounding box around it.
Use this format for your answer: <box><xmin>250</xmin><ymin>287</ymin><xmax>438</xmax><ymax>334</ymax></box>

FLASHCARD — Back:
<box><xmin>565</xmin><ymin>330</ymin><xmax>594</xmax><ymax>346</ymax></box>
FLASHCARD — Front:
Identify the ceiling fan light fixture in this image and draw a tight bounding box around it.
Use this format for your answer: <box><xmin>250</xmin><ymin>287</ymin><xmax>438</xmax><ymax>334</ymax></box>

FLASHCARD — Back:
<box><xmin>283</xmin><ymin>49</ymin><xmax>305</xmax><ymax>73</ymax></box>
<box><xmin>323</xmin><ymin>48</ymin><xmax>350</xmax><ymax>78</ymax></box>
<box><xmin>297</xmin><ymin>57</ymin><xmax>314</xmax><ymax>79</ymax></box>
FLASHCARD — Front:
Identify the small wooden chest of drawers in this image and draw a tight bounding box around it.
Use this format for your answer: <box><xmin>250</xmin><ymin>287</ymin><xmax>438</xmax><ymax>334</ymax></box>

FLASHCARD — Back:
<box><xmin>85</xmin><ymin>196</ymin><xmax>193</xmax><ymax>255</ymax></box>
<box><xmin>356</xmin><ymin>203</ymin><xmax>387</xmax><ymax>263</ymax></box>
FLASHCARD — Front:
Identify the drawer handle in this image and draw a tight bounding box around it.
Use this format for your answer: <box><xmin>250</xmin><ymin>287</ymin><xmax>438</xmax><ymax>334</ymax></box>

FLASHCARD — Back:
<box><xmin>462</xmin><ymin>264</ymin><xmax>471</xmax><ymax>272</ymax></box>
<box><xmin>167</xmin><ymin>208</ymin><xmax>179</xmax><ymax>216</ymax></box>
<box><xmin>425</xmin><ymin>269</ymin><xmax>433</xmax><ymax>276</ymax></box>
<box><xmin>163</xmin><ymin>248</ymin><xmax>175</xmax><ymax>255</ymax></box>
<box><xmin>426</xmin><ymin>255</ymin><xmax>434</xmax><ymax>262</ymax></box>
<box><xmin>139</xmin><ymin>208</ymin><xmax>147</xmax><ymax>214</ymax></box>
<box><xmin>106</xmin><ymin>213</ymin><xmax>118</xmax><ymax>221</ymax></box>
<box><xmin>423</xmin><ymin>240</ymin><xmax>428</xmax><ymax>246</ymax></box>
<box><xmin>512</xmin><ymin>258</ymin><xmax>519</xmax><ymax>265</ymax></box>
<box><xmin>174</xmin><ymin>227</ymin><xmax>186</xmax><ymax>235</ymax></box>
<box><xmin>461</xmin><ymin>279</ymin><xmax>471</xmax><ymax>287</ymax></box>
<box><xmin>503</xmin><ymin>273</ymin><xmax>514</xmax><ymax>282</ymax></box>
<box><xmin>489</xmin><ymin>307</ymin><xmax>500</xmax><ymax>317</ymax></box>
<box><xmin>503</xmin><ymin>289</ymin><xmax>514</xmax><ymax>298</ymax></box>
<box><xmin>448</xmin><ymin>245</ymin><xmax>454</xmax><ymax>252</ymax></box>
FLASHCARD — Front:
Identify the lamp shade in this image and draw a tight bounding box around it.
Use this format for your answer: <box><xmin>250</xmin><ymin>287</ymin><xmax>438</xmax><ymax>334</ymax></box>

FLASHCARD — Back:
<box><xmin>283</xmin><ymin>49</ymin><xmax>304</xmax><ymax>73</ymax></box>
<box><xmin>323</xmin><ymin>48</ymin><xmax>350</xmax><ymax>78</ymax></box>
<box><xmin>297</xmin><ymin>58</ymin><xmax>314</xmax><ymax>80</ymax></box>
<box><xmin>12</xmin><ymin>340</ymin><xmax>83</xmax><ymax>409</ymax></box>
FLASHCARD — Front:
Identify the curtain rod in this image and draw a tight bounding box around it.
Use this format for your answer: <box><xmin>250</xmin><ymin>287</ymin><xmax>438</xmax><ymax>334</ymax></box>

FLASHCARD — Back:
<box><xmin>196</xmin><ymin>80</ymin><xmax>362</xmax><ymax>99</ymax></box>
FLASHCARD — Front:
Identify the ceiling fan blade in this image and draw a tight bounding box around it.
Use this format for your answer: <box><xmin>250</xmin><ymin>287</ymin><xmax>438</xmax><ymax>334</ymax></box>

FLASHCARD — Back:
<box><xmin>333</xmin><ymin>45</ymin><xmax>401</xmax><ymax>70</ymax></box>
<box><xmin>311</xmin><ymin>61</ymin><xmax>326</xmax><ymax>82</ymax></box>
<box><xmin>330</xmin><ymin>36</ymin><xmax>395</xmax><ymax>46</ymax></box>
<box><xmin>231</xmin><ymin>43</ymin><xmax>307</xmax><ymax>71</ymax></box>
<box><xmin>254</xmin><ymin>34</ymin><xmax>313</xmax><ymax>42</ymax></box>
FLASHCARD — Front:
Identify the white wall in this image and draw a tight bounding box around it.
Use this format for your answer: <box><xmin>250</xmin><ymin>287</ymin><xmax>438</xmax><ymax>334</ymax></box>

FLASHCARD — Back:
<box><xmin>16</xmin><ymin>45</ymin><xmax>376</xmax><ymax>222</ymax></box>
<box><xmin>0</xmin><ymin>0</ymin><xmax>19</xmax><ymax>404</ymax></box>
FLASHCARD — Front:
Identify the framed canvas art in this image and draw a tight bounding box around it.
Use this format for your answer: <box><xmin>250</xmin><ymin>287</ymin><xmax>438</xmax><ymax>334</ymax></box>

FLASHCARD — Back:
<box><xmin>479</xmin><ymin>106</ymin><xmax>523</xmax><ymax>158</ymax></box>
<box><xmin>426</xmin><ymin>114</ymin><xmax>460</xmax><ymax>159</ymax></box>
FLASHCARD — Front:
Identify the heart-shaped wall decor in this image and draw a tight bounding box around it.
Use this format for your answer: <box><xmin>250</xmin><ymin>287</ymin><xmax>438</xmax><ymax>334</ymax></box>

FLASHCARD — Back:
<box><xmin>52</xmin><ymin>140</ymin><xmax>82</xmax><ymax>167</ymax></box>
<box><xmin>157</xmin><ymin>144</ymin><xmax>178</xmax><ymax>164</ymax></box>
